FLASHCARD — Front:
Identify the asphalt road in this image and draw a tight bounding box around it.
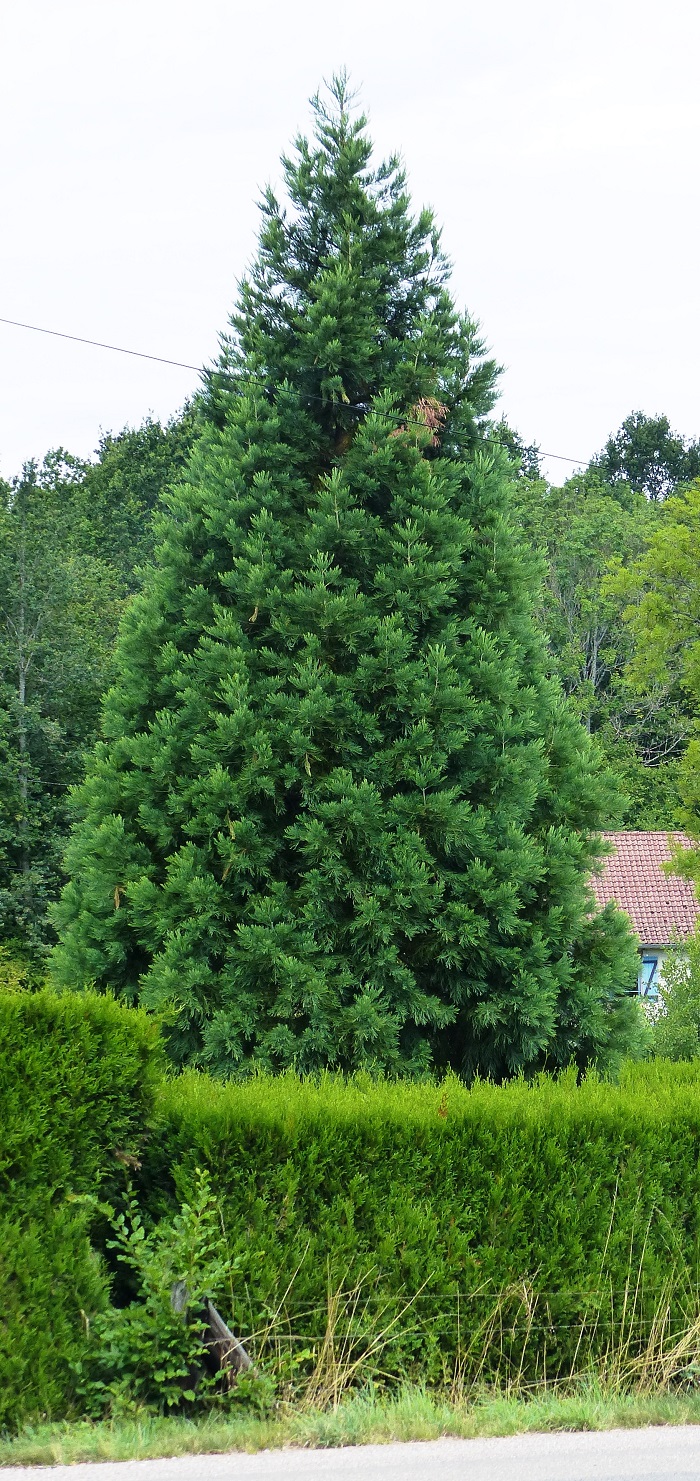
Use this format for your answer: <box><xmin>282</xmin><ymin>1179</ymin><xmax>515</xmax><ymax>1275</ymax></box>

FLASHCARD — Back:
<box><xmin>4</xmin><ymin>1428</ymin><xmax>700</xmax><ymax>1481</ymax></box>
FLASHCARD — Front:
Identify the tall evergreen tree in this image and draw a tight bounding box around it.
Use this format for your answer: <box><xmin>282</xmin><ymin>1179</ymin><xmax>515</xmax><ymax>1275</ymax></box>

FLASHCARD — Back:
<box><xmin>52</xmin><ymin>79</ymin><xmax>640</xmax><ymax>1077</ymax></box>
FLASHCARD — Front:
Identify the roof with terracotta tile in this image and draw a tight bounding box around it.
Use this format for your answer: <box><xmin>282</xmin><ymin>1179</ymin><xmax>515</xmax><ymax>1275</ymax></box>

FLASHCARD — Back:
<box><xmin>590</xmin><ymin>831</ymin><xmax>700</xmax><ymax>945</ymax></box>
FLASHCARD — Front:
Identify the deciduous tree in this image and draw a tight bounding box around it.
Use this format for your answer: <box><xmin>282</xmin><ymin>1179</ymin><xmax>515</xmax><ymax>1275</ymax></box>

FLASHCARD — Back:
<box><xmin>593</xmin><ymin>411</ymin><xmax>700</xmax><ymax>502</ymax></box>
<box><xmin>0</xmin><ymin>460</ymin><xmax>121</xmax><ymax>953</ymax></box>
<box><xmin>614</xmin><ymin>481</ymin><xmax>700</xmax><ymax>843</ymax></box>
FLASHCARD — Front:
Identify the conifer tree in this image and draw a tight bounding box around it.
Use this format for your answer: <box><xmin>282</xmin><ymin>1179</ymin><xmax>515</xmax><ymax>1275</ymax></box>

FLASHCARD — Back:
<box><xmin>52</xmin><ymin>78</ymin><xmax>640</xmax><ymax>1077</ymax></box>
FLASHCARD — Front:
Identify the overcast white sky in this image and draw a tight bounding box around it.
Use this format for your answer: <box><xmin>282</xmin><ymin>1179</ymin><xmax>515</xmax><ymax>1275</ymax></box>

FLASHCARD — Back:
<box><xmin>1</xmin><ymin>0</ymin><xmax>698</xmax><ymax>484</ymax></box>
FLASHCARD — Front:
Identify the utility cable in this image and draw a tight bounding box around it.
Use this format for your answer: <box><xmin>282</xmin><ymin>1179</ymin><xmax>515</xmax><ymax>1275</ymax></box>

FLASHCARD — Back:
<box><xmin>0</xmin><ymin>315</ymin><xmax>202</xmax><ymax>372</ymax></box>
<box><xmin>0</xmin><ymin>313</ymin><xmax>587</xmax><ymax>467</ymax></box>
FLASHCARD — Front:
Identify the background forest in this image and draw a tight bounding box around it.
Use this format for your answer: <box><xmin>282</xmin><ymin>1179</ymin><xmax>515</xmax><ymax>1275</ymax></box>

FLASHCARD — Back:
<box><xmin>2</xmin><ymin>400</ymin><xmax>699</xmax><ymax>970</ymax></box>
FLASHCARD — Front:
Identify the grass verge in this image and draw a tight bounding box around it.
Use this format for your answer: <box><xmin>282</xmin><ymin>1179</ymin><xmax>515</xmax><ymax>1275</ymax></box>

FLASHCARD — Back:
<box><xmin>4</xmin><ymin>1384</ymin><xmax>700</xmax><ymax>1466</ymax></box>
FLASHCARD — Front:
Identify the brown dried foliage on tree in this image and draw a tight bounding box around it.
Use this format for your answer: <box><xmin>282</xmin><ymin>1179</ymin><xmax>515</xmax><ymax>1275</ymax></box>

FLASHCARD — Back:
<box><xmin>389</xmin><ymin>396</ymin><xmax>448</xmax><ymax>447</ymax></box>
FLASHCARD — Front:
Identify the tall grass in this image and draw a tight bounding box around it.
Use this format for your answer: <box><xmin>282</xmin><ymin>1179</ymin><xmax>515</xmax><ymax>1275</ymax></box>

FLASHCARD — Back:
<box><xmin>6</xmin><ymin>1243</ymin><xmax>700</xmax><ymax>1463</ymax></box>
<box><xmin>235</xmin><ymin>1251</ymin><xmax>700</xmax><ymax>1410</ymax></box>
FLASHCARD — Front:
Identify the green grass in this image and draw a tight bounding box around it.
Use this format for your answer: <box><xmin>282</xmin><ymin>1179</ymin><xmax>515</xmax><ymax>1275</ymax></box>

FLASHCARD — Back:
<box><xmin>4</xmin><ymin>1384</ymin><xmax>700</xmax><ymax>1466</ymax></box>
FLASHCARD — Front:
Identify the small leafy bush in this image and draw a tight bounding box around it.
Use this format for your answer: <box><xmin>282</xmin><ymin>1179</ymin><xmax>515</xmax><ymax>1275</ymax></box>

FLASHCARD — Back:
<box><xmin>652</xmin><ymin>936</ymin><xmax>700</xmax><ymax>1061</ymax></box>
<box><xmin>77</xmin><ymin>1168</ymin><xmax>270</xmax><ymax>1416</ymax></box>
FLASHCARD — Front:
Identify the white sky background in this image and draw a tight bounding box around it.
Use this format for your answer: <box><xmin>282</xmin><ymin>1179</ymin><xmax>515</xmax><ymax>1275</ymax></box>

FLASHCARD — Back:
<box><xmin>1</xmin><ymin>0</ymin><xmax>698</xmax><ymax>484</ymax></box>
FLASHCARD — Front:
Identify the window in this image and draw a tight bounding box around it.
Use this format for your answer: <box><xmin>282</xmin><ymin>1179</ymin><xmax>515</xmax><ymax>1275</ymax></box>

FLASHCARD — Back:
<box><xmin>638</xmin><ymin>954</ymin><xmax>660</xmax><ymax>999</ymax></box>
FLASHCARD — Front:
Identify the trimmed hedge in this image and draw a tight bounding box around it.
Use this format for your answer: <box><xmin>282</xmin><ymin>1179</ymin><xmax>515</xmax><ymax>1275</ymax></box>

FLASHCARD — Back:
<box><xmin>0</xmin><ymin>991</ymin><xmax>161</xmax><ymax>1429</ymax></box>
<box><xmin>0</xmin><ymin>1211</ymin><xmax>106</xmax><ymax>1428</ymax></box>
<box><xmin>145</xmin><ymin>1064</ymin><xmax>700</xmax><ymax>1386</ymax></box>
<box><xmin>6</xmin><ymin>994</ymin><xmax>700</xmax><ymax>1416</ymax></box>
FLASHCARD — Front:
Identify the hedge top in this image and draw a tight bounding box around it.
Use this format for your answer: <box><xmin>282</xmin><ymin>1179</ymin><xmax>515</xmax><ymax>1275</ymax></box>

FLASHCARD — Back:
<box><xmin>0</xmin><ymin>989</ymin><xmax>163</xmax><ymax>1205</ymax></box>
<box><xmin>157</xmin><ymin>1059</ymin><xmax>700</xmax><ymax>1142</ymax></box>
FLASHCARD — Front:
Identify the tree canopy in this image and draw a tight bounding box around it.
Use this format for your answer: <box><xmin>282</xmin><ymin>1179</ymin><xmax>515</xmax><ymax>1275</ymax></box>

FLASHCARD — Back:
<box><xmin>593</xmin><ymin>411</ymin><xmax>700</xmax><ymax>502</ymax></box>
<box><xmin>512</xmin><ymin>464</ymin><xmax>687</xmax><ymax>828</ymax></box>
<box><xmin>0</xmin><ymin>412</ymin><xmax>196</xmax><ymax>959</ymax></box>
<box><xmin>0</xmin><ymin>458</ymin><xmax>121</xmax><ymax>954</ymax></box>
<box><xmin>613</xmin><ymin>480</ymin><xmax>700</xmax><ymax>841</ymax></box>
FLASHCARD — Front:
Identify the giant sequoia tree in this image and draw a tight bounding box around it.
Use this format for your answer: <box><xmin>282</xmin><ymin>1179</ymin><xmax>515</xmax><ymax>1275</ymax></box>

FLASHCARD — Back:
<box><xmin>52</xmin><ymin>80</ymin><xmax>639</xmax><ymax>1076</ymax></box>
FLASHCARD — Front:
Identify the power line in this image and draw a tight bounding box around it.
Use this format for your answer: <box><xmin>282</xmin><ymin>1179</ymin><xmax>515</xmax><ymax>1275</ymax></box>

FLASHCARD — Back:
<box><xmin>0</xmin><ymin>315</ymin><xmax>202</xmax><ymax>373</ymax></box>
<box><xmin>0</xmin><ymin>313</ymin><xmax>588</xmax><ymax>468</ymax></box>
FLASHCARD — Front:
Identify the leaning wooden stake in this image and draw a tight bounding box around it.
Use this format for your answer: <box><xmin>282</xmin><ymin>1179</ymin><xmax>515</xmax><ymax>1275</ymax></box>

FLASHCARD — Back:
<box><xmin>203</xmin><ymin>1299</ymin><xmax>252</xmax><ymax>1384</ymax></box>
<box><xmin>171</xmin><ymin>1283</ymin><xmax>252</xmax><ymax>1388</ymax></box>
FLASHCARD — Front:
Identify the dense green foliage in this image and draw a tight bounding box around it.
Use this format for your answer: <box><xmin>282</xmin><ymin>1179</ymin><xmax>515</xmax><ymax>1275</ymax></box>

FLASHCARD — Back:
<box><xmin>513</xmin><ymin>469</ymin><xmax>655</xmax><ymax>734</ymax></box>
<box><xmin>138</xmin><ymin>1064</ymin><xmax>700</xmax><ymax>1388</ymax></box>
<box><xmin>0</xmin><ymin>989</ymin><xmax>162</xmax><ymax>1429</ymax></box>
<box><xmin>68</xmin><ymin>411</ymin><xmax>198</xmax><ymax>591</ymax></box>
<box><xmin>2</xmin><ymin>988</ymin><xmax>700</xmax><ymax>1425</ymax></box>
<box><xmin>0</xmin><ymin>457</ymin><xmax>120</xmax><ymax>956</ymax></box>
<box><xmin>651</xmin><ymin>940</ymin><xmax>700</xmax><ymax>1062</ymax></box>
<box><xmin>3</xmin><ymin>400</ymin><xmax>693</xmax><ymax>967</ymax></box>
<box><xmin>51</xmin><ymin>80</ymin><xmax>640</xmax><ymax>1078</ymax></box>
<box><xmin>613</xmin><ymin>482</ymin><xmax>700</xmax><ymax>850</ymax></box>
<box><xmin>0</xmin><ymin>989</ymin><xmax>162</xmax><ymax>1200</ymax></box>
<box><xmin>593</xmin><ymin>411</ymin><xmax>700</xmax><ymax>502</ymax></box>
<box><xmin>512</xmin><ymin>464</ymin><xmax>690</xmax><ymax>828</ymax></box>
<box><xmin>0</xmin><ymin>1208</ymin><xmax>107</xmax><ymax>1433</ymax></box>
<box><xmin>0</xmin><ymin>414</ymin><xmax>196</xmax><ymax>959</ymax></box>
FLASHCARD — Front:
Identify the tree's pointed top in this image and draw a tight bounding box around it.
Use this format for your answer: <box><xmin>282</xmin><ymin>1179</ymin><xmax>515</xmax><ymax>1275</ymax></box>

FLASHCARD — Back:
<box><xmin>294</xmin><ymin>69</ymin><xmax>371</xmax><ymax>178</ymax></box>
<box><xmin>206</xmin><ymin>75</ymin><xmax>499</xmax><ymax>445</ymax></box>
<box><xmin>312</xmin><ymin>68</ymin><xmax>362</xmax><ymax>124</ymax></box>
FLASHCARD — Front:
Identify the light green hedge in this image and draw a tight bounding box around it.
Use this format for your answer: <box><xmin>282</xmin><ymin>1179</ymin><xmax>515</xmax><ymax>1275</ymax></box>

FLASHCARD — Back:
<box><xmin>0</xmin><ymin>990</ymin><xmax>162</xmax><ymax>1429</ymax></box>
<box><xmin>6</xmin><ymin>993</ymin><xmax>700</xmax><ymax>1418</ymax></box>
<box><xmin>145</xmin><ymin>1063</ymin><xmax>700</xmax><ymax>1386</ymax></box>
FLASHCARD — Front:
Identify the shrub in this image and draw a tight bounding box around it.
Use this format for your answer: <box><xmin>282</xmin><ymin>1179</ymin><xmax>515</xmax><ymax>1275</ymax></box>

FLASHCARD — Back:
<box><xmin>141</xmin><ymin>1063</ymin><xmax>700</xmax><ymax>1392</ymax></box>
<box><xmin>0</xmin><ymin>990</ymin><xmax>162</xmax><ymax>1429</ymax></box>
<box><xmin>0</xmin><ymin>1209</ymin><xmax>106</xmax><ymax>1433</ymax></box>
<box><xmin>76</xmin><ymin>1168</ymin><xmax>245</xmax><ymax>1416</ymax></box>
<box><xmin>0</xmin><ymin>941</ymin><xmax>46</xmax><ymax>992</ymax></box>
<box><xmin>652</xmin><ymin>937</ymin><xmax>700</xmax><ymax>1061</ymax></box>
